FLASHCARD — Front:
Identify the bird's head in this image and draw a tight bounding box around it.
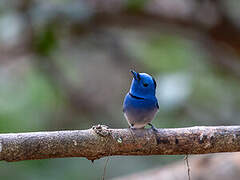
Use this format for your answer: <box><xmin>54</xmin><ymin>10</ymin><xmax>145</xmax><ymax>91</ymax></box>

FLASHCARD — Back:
<box><xmin>129</xmin><ymin>70</ymin><xmax>157</xmax><ymax>98</ymax></box>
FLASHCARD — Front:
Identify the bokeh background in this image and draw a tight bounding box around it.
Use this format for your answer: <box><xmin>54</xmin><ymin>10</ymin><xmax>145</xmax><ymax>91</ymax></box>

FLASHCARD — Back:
<box><xmin>1</xmin><ymin>0</ymin><xmax>240</xmax><ymax>179</ymax></box>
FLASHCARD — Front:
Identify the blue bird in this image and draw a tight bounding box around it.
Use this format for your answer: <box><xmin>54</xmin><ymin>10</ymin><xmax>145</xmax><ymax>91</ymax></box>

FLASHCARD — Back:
<box><xmin>123</xmin><ymin>70</ymin><xmax>159</xmax><ymax>131</ymax></box>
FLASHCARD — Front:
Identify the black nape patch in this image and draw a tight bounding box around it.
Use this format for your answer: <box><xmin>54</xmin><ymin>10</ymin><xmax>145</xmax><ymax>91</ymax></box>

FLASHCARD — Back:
<box><xmin>129</xmin><ymin>93</ymin><xmax>145</xmax><ymax>100</ymax></box>
<box><xmin>152</xmin><ymin>77</ymin><xmax>157</xmax><ymax>88</ymax></box>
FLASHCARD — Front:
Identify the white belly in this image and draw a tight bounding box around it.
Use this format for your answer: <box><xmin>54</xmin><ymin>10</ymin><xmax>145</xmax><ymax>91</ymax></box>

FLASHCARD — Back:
<box><xmin>124</xmin><ymin>108</ymin><xmax>158</xmax><ymax>129</ymax></box>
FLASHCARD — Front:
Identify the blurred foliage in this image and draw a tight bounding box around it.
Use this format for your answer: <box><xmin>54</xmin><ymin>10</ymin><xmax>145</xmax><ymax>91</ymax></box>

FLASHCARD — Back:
<box><xmin>0</xmin><ymin>66</ymin><xmax>64</xmax><ymax>132</ymax></box>
<box><xmin>33</xmin><ymin>24</ymin><xmax>58</xmax><ymax>56</ymax></box>
<box><xmin>130</xmin><ymin>35</ymin><xmax>195</xmax><ymax>72</ymax></box>
<box><xmin>0</xmin><ymin>0</ymin><xmax>240</xmax><ymax>179</ymax></box>
<box><xmin>126</xmin><ymin>0</ymin><xmax>146</xmax><ymax>12</ymax></box>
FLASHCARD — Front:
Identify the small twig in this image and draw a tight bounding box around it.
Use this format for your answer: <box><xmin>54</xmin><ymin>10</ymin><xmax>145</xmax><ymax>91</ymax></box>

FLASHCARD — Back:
<box><xmin>102</xmin><ymin>157</ymin><xmax>110</xmax><ymax>180</ymax></box>
<box><xmin>184</xmin><ymin>155</ymin><xmax>191</xmax><ymax>180</ymax></box>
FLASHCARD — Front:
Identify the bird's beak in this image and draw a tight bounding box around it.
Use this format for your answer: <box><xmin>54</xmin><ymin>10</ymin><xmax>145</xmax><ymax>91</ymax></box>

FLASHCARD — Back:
<box><xmin>130</xmin><ymin>70</ymin><xmax>140</xmax><ymax>80</ymax></box>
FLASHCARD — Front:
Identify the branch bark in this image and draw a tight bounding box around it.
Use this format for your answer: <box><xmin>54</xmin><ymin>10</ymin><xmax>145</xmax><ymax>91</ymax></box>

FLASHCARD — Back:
<box><xmin>0</xmin><ymin>125</ymin><xmax>240</xmax><ymax>162</ymax></box>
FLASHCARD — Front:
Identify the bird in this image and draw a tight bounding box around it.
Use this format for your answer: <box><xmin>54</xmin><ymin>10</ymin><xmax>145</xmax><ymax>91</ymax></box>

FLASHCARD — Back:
<box><xmin>123</xmin><ymin>70</ymin><xmax>159</xmax><ymax>131</ymax></box>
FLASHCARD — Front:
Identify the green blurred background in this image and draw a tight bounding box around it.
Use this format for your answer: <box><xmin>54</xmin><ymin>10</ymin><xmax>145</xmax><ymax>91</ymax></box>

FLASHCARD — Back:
<box><xmin>1</xmin><ymin>0</ymin><xmax>240</xmax><ymax>179</ymax></box>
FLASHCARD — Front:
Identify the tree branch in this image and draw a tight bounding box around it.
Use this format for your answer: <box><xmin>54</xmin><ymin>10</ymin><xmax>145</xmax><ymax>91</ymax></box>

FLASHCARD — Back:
<box><xmin>0</xmin><ymin>125</ymin><xmax>240</xmax><ymax>162</ymax></box>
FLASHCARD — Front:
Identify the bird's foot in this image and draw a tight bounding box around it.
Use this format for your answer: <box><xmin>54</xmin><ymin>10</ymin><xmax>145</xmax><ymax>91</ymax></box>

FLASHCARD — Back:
<box><xmin>129</xmin><ymin>125</ymin><xmax>137</xmax><ymax>130</ymax></box>
<box><xmin>129</xmin><ymin>124</ymin><xmax>146</xmax><ymax>130</ymax></box>
<box><xmin>148</xmin><ymin>123</ymin><xmax>158</xmax><ymax>132</ymax></box>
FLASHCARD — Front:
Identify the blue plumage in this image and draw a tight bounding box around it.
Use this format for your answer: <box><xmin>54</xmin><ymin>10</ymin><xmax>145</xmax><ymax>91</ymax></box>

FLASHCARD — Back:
<box><xmin>123</xmin><ymin>70</ymin><xmax>159</xmax><ymax>130</ymax></box>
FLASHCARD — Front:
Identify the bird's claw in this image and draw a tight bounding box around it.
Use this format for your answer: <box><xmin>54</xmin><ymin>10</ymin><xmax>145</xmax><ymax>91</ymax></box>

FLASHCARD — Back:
<box><xmin>148</xmin><ymin>123</ymin><xmax>158</xmax><ymax>132</ymax></box>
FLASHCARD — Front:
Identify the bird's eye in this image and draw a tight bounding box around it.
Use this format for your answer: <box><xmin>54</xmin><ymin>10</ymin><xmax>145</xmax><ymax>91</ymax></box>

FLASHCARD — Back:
<box><xmin>143</xmin><ymin>83</ymin><xmax>148</xmax><ymax>87</ymax></box>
